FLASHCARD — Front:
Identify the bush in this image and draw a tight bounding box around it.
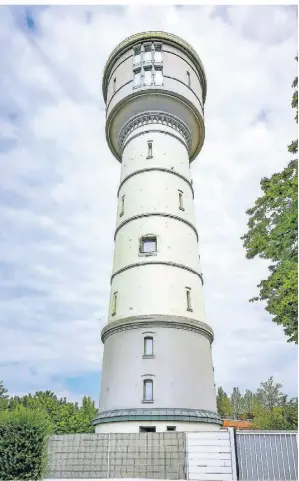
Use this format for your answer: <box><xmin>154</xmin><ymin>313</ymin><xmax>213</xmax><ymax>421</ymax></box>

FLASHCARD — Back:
<box><xmin>0</xmin><ymin>406</ymin><xmax>53</xmax><ymax>480</ymax></box>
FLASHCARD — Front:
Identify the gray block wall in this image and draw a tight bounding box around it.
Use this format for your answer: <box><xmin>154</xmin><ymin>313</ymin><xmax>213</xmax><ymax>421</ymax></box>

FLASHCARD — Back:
<box><xmin>47</xmin><ymin>432</ymin><xmax>186</xmax><ymax>479</ymax></box>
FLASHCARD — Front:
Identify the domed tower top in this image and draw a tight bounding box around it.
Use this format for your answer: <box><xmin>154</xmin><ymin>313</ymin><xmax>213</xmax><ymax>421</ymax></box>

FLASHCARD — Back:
<box><xmin>102</xmin><ymin>31</ymin><xmax>207</xmax><ymax>162</ymax></box>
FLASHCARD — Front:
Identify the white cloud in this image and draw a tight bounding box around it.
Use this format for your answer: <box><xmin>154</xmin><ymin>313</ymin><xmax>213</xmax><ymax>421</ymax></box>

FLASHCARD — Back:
<box><xmin>0</xmin><ymin>5</ymin><xmax>297</xmax><ymax>403</ymax></box>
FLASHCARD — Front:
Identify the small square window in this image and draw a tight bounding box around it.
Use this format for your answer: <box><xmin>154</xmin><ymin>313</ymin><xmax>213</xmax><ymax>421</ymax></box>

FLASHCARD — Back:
<box><xmin>143</xmin><ymin>379</ymin><xmax>153</xmax><ymax>402</ymax></box>
<box><xmin>140</xmin><ymin>236</ymin><xmax>157</xmax><ymax>254</ymax></box>
<box><xmin>167</xmin><ymin>426</ymin><xmax>176</xmax><ymax>431</ymax></box>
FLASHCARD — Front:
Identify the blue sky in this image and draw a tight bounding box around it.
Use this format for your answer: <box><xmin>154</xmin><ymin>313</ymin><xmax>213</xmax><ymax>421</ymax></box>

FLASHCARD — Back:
<box><xmin>0</xmin><ymin>5</ymin><xmax>297</xmax><ymax>405</ymax></box>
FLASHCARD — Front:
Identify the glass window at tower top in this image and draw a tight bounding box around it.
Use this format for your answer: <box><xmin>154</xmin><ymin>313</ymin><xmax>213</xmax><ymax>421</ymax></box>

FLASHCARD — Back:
<box><xmin>154</xmin><ymin>68</ymin><xmax>163</xmax><ymax>86</ymax></box>
<box><xmin>144</xmin><ymin>68</ymin><xmax>152</xmax><ymax>86</ymax></box>
<box><xmin>143</xmin><ymin>44</ymin><xmax>152</xmax><ymax>63</ymax></box>
<box><xmin>134</xmin><ymin>46</ymin><xmax>141</xmax><ymax>65</ymax></box>
<box><xmin>133</xmin><ymin>70</ymin><xmax>141</xmax><ymax>87</ymax></box>
<box><xmin>154</xmin><ymin>44</ymin><xmax>162</xmax><ymax>63</ymax></box>
<box><xmin>132</xmin><ymin>42</ymin><xmax>163</xmax><ymax>89</ymax></box>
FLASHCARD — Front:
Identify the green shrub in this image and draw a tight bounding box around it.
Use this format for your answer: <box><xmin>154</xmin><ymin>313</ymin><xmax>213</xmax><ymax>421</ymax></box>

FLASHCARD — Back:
<box><xmin>0</xmin><ymin>406</ymin><xmax>53</xmax><ymax>480</ymax></box>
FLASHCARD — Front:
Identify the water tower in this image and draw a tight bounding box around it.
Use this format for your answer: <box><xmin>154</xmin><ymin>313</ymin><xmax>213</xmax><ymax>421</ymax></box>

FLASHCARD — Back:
<box><xmin>93</xmin><ymin>31</ymin><xmax>222</xmax><ymax>433</ymax></box>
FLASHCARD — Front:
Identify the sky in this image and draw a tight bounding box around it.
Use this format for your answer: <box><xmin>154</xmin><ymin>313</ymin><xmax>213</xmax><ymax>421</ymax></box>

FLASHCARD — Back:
<box><xmin>0</xmin><ymin>5</ymin><xmax>297</xmax><ymax>405</ymax></box>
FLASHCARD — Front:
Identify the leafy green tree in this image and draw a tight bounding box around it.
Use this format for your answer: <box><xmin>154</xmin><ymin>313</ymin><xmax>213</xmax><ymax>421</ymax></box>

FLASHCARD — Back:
<box><xmin>7</xmin><ymin>391</ymin><xmax>97</xmax><ymax>434</ymax></box>
<box><xmin>241</xmin><ymin>57</ymin><xmax>298</xmax><ymax>343</ymax></box>
<box><xmin>216</xmin><ymin>387</ymin><xmax>232</xmax><ymax>417</ymax></box>
<box><xmin>282</xmin><ymin>397</ymin><xmax>298</xmax><ymax>429</ymax></box>
<box><xmin>253</xmin><ymin>404</ymin><xmax>290</xmax><ymax>430</ymax></box>
<box><xmin>230</xmin><ymin>387</ymin><xmax>244</xmax><ymax>419</ymax></box>
<box><xmin>242</xmin><ymin>389</ymin><xmax>255</xmax><ymax>419</ymax></box>
<box><xmin>256</xmin><ymin>376</ymin><xmax>285</xmax><ymax>411</ymax></box>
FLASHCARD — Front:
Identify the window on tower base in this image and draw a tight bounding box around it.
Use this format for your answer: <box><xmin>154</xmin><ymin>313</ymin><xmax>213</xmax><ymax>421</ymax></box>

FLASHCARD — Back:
<box><xmin>144</xmin><ymin>336</ymin><xmax>154</xmax><ymax>357</ymax></box>
<box><xmin>143</xmin><ymin>379</ymin><xmax>153</xmax><ymax>402</ymax></box>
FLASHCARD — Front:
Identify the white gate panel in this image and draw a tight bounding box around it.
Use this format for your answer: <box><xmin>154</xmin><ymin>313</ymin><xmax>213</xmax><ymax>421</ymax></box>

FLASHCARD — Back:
<box><xmin>186</xmin><ymin>430</ymin><xmax>237</xmax><ymax>481</ymax></box>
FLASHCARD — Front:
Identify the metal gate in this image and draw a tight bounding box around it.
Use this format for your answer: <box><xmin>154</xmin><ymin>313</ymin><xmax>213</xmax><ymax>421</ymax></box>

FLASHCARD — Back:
<box><xmin>236</xmin><ymin>431</ymin><xmax>298</xmax><ymax>481</ymax></box>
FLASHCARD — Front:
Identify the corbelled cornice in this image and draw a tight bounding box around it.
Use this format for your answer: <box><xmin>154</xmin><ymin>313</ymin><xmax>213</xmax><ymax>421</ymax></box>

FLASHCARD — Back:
<box><xmin>118</xmin><ymin>111</ymin><xmax>192</xmax><ymax>154</ymax></box>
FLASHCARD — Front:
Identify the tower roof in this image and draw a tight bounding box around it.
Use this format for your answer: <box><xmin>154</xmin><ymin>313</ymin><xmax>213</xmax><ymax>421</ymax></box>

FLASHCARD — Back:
<box><xmin>102</xmin><ymin>31</ymin><xmax>207</xmax><ymax>104</ymax></box>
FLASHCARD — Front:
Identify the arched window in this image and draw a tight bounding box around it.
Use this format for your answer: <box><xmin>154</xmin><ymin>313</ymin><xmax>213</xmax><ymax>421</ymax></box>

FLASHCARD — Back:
<box><xmin>143</xmin><ymin>379</ymin><xmax>153</xmax><ymax>402</ymax></box>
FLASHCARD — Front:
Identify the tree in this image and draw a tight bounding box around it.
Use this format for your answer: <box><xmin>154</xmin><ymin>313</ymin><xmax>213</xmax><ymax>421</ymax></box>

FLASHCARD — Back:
<box><xmin>0</xmin><ymin>406</ymin><xmax>53</xmax><ymax>480</ymax></box>
<box><xmin>216</xmin><ymin>387</ymin><xmax>232</xmax><ymax>417</ymax></box>
<box><xmin>0</xmin><ymin>380</ymin><xmax>9</xmax><ymax>411</ymax></box>
<box><xmin>241</xmin><ymin>56</ymin><xmax>298</xmax><ymax>343</ymax></box>
<box><xmin>230</xmin><ymin>387</ymin><xmax>244</xmax><ymax>419</ymax></box>
<box><xmin>242</xmin><ymin>389</ymin><xmax>255</xmax><ymax>419</ymax></box>
<box><xmin>7</xmin><ymin>390</ymin><xmax>97</xmax><ymax>434</ymax></box>
<box><xmin>256</xmin><ymin>376</ymin><xmax>285</xmax><ymax>411</ymax></box>
<box><xmin>282</xmin><ymin>397</ymin><xmax>298</xmax><ymax>429</ymax></box>
<box><xmin>253</xmin><ymin>404</ymin><xmax>290</xmax><ymax>430</ymax></box>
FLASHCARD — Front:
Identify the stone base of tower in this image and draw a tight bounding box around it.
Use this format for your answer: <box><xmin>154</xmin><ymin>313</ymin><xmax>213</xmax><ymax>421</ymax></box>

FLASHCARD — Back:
<box><xmin>93</xmin><ymin>408</ymin><xmax>222</xmax><ymax>433</ymax></box>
